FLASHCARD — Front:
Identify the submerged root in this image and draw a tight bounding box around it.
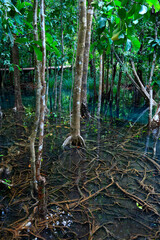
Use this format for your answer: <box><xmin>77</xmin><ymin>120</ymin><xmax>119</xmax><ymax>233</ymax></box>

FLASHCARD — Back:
<box><xmin>62</xmin><ymin>135</ymin><xmax>85</xmax><ymax>149</ymax></box>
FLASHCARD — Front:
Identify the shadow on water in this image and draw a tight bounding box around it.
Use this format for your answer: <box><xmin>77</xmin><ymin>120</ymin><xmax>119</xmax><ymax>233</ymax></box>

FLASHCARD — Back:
<box><xmin>0</xmin><ymin>95</ymin><xmax>160</xmax><ymax>239</ymax></box>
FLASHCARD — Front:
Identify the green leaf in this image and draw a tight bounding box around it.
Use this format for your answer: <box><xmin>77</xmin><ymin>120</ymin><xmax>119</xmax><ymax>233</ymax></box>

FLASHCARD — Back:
<box><xmin>125</xmin><ymin>39</ymin><xmax>132</xmax><ymax>51</ymax></box>
<box><xmin>32</xmin><ymin>45</ymin><xmax>42</xmax><ymax>61</ymax></box>
<box><xmin>114</xmin><ymin>0</ymin><xmax>121</xmax><ymax>7</ymax></box>
<box><xmin>136</xmin><ymin>202</ymin><xmax>143</xmax><ymax>209</ymax></box>
<box><xmin>46</xmin><ymin>33</ymin><xmax>54</xmax><ymax>45</ymax></box>
<box><xmin>121</xmin><ymin>0</ymin><xmax>128</xmax><ymax>6</ymax></box>
<box><xmin>15</xmin><ymin>37</ymin><xmax>28</xmax><ymax>43</ymax></box>
<box><xmin>139</xmin><ymin>5</ymin><xmax>148</xmax><ymax>14</ymax></box>
<box><xmin>129</xmin><ymin>36</ymin><xmax>141</xmax><ymax>52</ymax></box>
<box><xmin>98</xmin><ymin>1</ymin><xmax>104</xmax><ymax>7</ymax></box>
<box><xmin>24</xmin><ymin>20</ymin><xmax>33</xmax><ymax>29</ymax></box>
<box><xmin>118</xmin><ymin>8</ymin><xmax>126</xmax><ymax>19</ymax></box>
<box><xmin>133</xmin><ymin>20</ymin><xmax>139</xmax><ymax>24</ymax></box>
<box><xmin>46</xmin><ymin>44</ymin><xmax>60</xmax><ymax>57</ymax></box>
<box><xmin>146</xmin><ymin>0</ymin><xmax>160</xmax><ymax>12</ymax></box>
<box><xmin>106</xmin><ymin>5</ymin><xmax>114</xmax><ymax>11</ymax></box>
<box><xmin>98</xmin><ymin>17</ymin><xmax>107</xmax><ymax>29</ymax></box>
<box><xmin>127</xmin><ymin>4</ymin><xmax>137</xmax><ymax>17</ymax></box>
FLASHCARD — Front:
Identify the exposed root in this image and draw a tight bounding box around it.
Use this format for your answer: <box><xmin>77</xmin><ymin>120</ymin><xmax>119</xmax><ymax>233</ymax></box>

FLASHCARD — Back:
<box><xmin>62</xmin><ymin>134</ymin><xmax>86</xmax><ymax>149</ymax></box>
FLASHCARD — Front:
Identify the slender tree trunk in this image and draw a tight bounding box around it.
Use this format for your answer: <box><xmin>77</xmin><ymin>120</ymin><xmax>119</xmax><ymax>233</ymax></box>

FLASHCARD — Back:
<box><xmin>12</xmin><ymin>41</ymin><xmax>24</xmax><ymax>111</ymax></box>
<box><xmin>54</xmin><ymin>62</ymin><xmax>58</xmax><ymax>111</ymax></box>
<box><xmin>90</xmin><ymin>33</ymin><xmax>97</xmax><ymax>103</ymax></box>
<box><xmin>63</xmin><ymin>0</ymin><xmax>87</xmax><ymax>148</ymax></box>
<box><xmin>149</xmin><ymin>19</ymin><xmax>158</xmax><ymax>128</ymax></box>
<box><xmin>93</xmin><ymin>56</ymin><xmax>97</xmax><ymax>103</ymax></box>
<box><xmin>116</xmin><ymin>66</ymin><xmax>122</xmax><ymax>118</ymax></box>
<box><xmin>80</xmin><ymin>1</ymin><xmax>93</xmax><ymax>118</ymax></box>
<box><xmin>36</xmin><ymin>0</ymin><xmax>47</xmax><ymax>217</ymax></box>
<box><xmin>59</xmin><ymin>3</ymin><xmax>64</xmax><ymax>114</ymax></box>
<box><xmin>106</xmin><ymin>56</ymin><xmax>109</xmax><ymax>102</ymax></box>
<box><xmin>29</xmin><ymin>0</ymin><xmax>41</xmax><ymax>191</ymax></box>
<box><xmin>102</xmin><ymin>51</ymin><xmax>105</xmax><ymax>102</ymax></box>
<box><xmin>70</xmin><ymin>43</ymin><xmax>76</xmax><ymax>126</ymax></box>
<box><xmin>97</xmin><ymin>54</ymin><xmax>103</xmax><ymax>117</ymax></box>
<box><xmin>109</xmin><ymin>50</ymin><xmax>117</xmax><ymax>118</ymax></box>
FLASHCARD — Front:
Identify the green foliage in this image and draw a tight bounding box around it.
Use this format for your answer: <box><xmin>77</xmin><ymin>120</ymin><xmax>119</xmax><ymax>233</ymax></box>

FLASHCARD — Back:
<box><xmin>146</xmin><ymin>0</ymin><xmax>160</xmax><ymax>12</ymax></box>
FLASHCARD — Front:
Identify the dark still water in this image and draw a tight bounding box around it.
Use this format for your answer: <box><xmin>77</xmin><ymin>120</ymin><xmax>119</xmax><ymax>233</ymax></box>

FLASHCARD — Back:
<box><xmin>0</xmin><ymin>93</ymin><xmax>160</xmax><ymax>240</ymax></box>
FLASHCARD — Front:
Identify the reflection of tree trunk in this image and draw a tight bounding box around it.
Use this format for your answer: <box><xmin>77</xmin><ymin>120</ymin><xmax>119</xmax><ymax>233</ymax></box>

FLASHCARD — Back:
<box><xmin>12</xmin><ymin>42</ymin><xmax>24</xmax><ymax>111</ymax></box>
<box><xmin>63</xmin><ymin>0</ymin><xmax>86</xmax><ymax>148</ymax></box>
<box><xmin>81</xmin><ymin>1</ymin><xmax>93</xmax><ymax>118</ymax></box>
<box><xmin>97</xmin><ymin>55</ymin><xmax>103</xmax><ymax>117</ymax></box>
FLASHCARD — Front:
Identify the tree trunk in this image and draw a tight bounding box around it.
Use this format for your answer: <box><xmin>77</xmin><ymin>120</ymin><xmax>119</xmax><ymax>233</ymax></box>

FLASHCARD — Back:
<box><xmin>36</xmin><ymin>0</ymin><xmax>47</xmax><ymax>218</ymax></box>
<box><xmin>105</xmin><ymin>56</ymin><xmax>109</xmax><ymax>102</ymax></box>
<box><xmin>116</xmin><ymin>66</ymin><xmax>122</xmax><ymax>118</ymax></box>
<box><xmin>149</xmin><ymin>18</ymin><xmax>158</xmax><ymax>129</ymax></box>
<box><xmin>80</xmin><ymin>1</ymin><xmax>93</xmax><ymax>118</ymax></box>
<box><xmin>54</xmin><ymin>61</ymin><xmax>58</xmax><ymax>111</ymax></box>
<box><xmin>102</xmin><ymin>51</ymin><xmax>105</xmax><ymax>102</ymax></box>
<box><xmin>109</xmin><ymin>51</ymin><xmax>117</xmax><ymax>118</ymax></box>
<box><xmin>12</xmin><ymin>41</ymin><xmax>24</xmax><ymax>111</ymax></box>
<box><xmin>29</xmin><ymin>0</ymin><xmax>41</xmax><ymax>191</ymax></box>
<box><xmin>97</xmin><ymin>54</ymin><xmax>103</xmax><ymax>117</ymax></box>
<box><xmin>59</xmin><ymin>2</ymin><xmax>64</xmax><ymax>114</ymax></box>
<box><xmin>63</xmin><ymin>0</ymin><xmax>87</xmax><ymax>148</ymax></box>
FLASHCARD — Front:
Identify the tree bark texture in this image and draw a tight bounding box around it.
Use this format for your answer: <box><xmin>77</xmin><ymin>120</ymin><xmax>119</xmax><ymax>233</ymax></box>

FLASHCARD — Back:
<box><xmin>36</xmin><ymin>0</ymin><xmax>47</xmax><ymax>217</ymax></box>
<box><xmin>81</xmin><ymin>1</ymin><xmax>93</xmax><ymax>117</ymax></box>
<box><xmin>29</xmin><ymin>0</ymin><xmax>41</xmax><ymax>191</ymax></box>
<box><xmin>12</xmin><ymin>42</ymin><xmax>24</xmax><ymax>111</ymax></box>
<box><xmin>71</xmin><ymin>0</ymin><xmax>86</xmax><ymax>141</ymax></box>
<box><xmin>149</xmin><ymin>19</ymin><xmax>158</xmax><ymax>128</ymax></box>
<box><xmin>63</xmin><ymin>0</ymin><xmax>86</xmax><ymax>148</ymax></box>
<box><xmin>106</xmin><ymin>56</ymin><xmax>109</xmax><ymax>101</ymax></box>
